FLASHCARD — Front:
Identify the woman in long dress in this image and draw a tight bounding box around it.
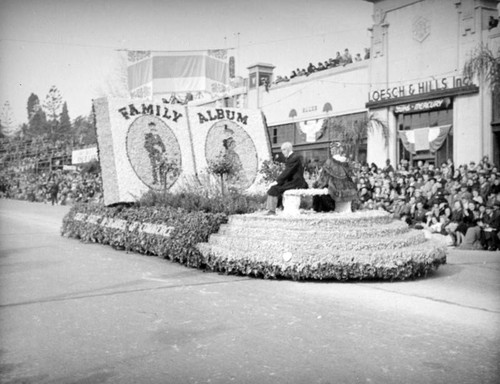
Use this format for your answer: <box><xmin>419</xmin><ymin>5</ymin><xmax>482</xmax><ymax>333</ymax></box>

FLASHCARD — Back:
<box><xmin>313</xmin><ymin>142</ymin><xmax>358</xmax><ymax>212</ymax></box>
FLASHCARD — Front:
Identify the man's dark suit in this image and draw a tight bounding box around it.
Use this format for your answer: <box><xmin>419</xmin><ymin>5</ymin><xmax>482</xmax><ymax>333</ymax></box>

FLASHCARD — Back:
<box><xmin>483</xmin><ymin>207</ymin><xmax>500</xmax><ymax>249</ymax></box>
<box><xmin>268</xmin><ymin>152</ymin><xmax>308</xmax><ymax>197</ymax></box>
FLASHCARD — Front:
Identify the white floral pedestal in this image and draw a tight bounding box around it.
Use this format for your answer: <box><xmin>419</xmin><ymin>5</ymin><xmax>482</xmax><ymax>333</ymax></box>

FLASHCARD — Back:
<box><xmin>283</xmin><ymin>188</ymin><xmax>329</xmax><ymax>215</ymax></box>
<box><xmin>335</xmin><ymin>200</ymin><xmax>352</xmax><ymax>214</ymax></box>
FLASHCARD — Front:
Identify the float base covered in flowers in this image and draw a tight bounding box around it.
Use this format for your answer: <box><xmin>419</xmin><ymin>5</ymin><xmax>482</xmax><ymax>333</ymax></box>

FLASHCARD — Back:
<box><xmin>197</xmin><ymin>210</ymin><xmax>447</xmax><ymax>281</ymax></box>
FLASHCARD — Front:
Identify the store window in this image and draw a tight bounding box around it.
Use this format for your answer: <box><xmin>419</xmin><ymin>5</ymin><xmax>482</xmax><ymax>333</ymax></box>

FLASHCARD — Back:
<box><xmin>397</xmin><ymin>107</ymin><xmax>453</xmax><ymax>167</ymax></box>
<box><xmin>268</xmin><ymin>123</ymin><xmax>295</xmax><ymax>146</ymax></box>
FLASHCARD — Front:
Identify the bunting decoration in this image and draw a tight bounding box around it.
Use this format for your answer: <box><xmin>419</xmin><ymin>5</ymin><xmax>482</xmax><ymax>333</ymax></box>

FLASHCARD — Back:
<box><xmin>398</xmin><ymin>125</ymin><xmax>451</xmax><ymax>154</ymax></box>
<box><xmin>127</xmin><ymin>49</ymin><xmax>229</xmax><ymax>99</ymax></box>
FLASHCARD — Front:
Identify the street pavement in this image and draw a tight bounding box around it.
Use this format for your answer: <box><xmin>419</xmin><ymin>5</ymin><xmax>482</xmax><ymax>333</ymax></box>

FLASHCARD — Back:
<box><xmin>0</xmin><ymin>199</ymin><xmax>499</xmax><ymax>384</ymax></box>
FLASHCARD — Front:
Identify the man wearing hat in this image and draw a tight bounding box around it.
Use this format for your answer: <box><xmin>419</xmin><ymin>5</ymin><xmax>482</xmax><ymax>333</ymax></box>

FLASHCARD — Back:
<box><xmin>448</xmin><ymin>182</ymin><xmax>461</xmax><ymax>205</ymax></box>
<box><xmin>491</xmin><ymin>177</ymin><xmax>500</xmax><ymax>195</ymax></box>
<box><xmin>391</xmin><ymin>194</ymin><xmax>410</xmax><ymax>221</ymax></box>
<box><xmin>144</xmin><ymin>121</ymin><xmax>166</xmax><ymax>185</ymax></box>
<box><xmin>421</xmin><ymin>173</ymin><xmax>432</xmax><ymax>194</ymax></box>
<box><xmin>458</xmin><ymin>184</ymin><xmax>472</xmax><ymax>201</ymax></box>
<box><xmin>479</xmin><ymin>174</ymin><xmax>491</xmax><ymax>200</ymax></box>
<box><xmin>482</xmin><ymin>201</ymin><xmax>500</xmax><ymax>250</ymax></box>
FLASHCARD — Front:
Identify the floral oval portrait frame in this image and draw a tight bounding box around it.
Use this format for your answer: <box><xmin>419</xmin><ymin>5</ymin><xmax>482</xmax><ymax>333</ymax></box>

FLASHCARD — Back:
<box><xmin>205</xmin><ymin>120</ymin><xmax>258</xmax><ymax>189</ymax></box>
<box><xmin>126</xmin><ymin>115</ymin><xmax>182</xmax><ymax>191</ymax></box>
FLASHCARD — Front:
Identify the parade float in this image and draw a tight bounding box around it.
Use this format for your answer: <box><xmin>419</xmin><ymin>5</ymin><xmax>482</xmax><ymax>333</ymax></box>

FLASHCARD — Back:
<box><xmin>61</xmin><ymin>97</ymin><xmax>447</xmax><ymax>281</ymax></box>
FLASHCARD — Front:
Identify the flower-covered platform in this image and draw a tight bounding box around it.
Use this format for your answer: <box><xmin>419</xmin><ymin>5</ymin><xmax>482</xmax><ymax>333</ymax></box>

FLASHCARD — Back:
<box><xmin>196</xmin><ymin>210</ymin><xmax>447</xmax><ymax>281</ymax></box>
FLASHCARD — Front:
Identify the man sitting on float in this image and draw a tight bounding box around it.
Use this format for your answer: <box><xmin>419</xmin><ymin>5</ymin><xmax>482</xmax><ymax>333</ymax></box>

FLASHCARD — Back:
<box><xmin>265</xmin><ymin>142</ymin><xmax>308</xmax><ymax>215</ymax></box>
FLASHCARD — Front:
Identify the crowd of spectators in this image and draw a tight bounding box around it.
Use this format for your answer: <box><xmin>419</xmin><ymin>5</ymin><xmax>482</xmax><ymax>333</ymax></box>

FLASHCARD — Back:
<box><xmin>0</xmin><ymin>131</ymin><xmax>102</xmax><ymax>205</ymax></box>
<box><xmin>0</xmin><ymin>135</ymin><xmax>102</xmax><ymax>205</ymax></box>
<box><xmin>0</xmin><ymin>169</ymin><xmax>102</xmax><ymax>205</ymax></box>
<box><xmin>273</xmin><ymin>48</ymin><xmax>370</xmax><ymax>85</ymax></box>
<box><xmin>2</xmin><ymin>128</ymin><xmax>499</xmax><ymax>251</ymax></box>
<box><xmin>347</xmin><ymin>156</ymin><xmax>500</xmax><ymax>251</ymax></box>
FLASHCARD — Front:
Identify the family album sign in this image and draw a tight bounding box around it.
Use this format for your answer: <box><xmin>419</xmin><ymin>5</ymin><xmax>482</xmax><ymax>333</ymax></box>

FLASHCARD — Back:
<box><xmin>93</xmin><ymin>98</ymin><xmax>271</xmax><ymax>205</ymax></box>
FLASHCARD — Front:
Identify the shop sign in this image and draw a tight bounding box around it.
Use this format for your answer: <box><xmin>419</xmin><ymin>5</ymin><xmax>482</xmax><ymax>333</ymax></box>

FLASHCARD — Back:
<box><xmin>394</xmin><ymin>98</ymin><xmax>451</xmax><ymax>114</ymax></box>
<box><xmin>368</xmin><ymin>75</ymin><xmax>473</xmax><ymax>103</ymax></box>
<box><xmin>302</xmin><ymin>105</ymin><xmax>317</xmax><ymax>113</ymax></box>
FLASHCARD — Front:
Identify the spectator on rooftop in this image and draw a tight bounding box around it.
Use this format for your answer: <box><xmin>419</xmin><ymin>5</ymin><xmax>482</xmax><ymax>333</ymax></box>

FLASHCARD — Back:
<box><xmin>342</xmin><ymin>49</ymin><xmax>353</xmax><ymax>65</ymax></box>
<box><xmin>333</xmin><ymin>51</ymin><xmax>343</xmax><ymax>66</ymax></box>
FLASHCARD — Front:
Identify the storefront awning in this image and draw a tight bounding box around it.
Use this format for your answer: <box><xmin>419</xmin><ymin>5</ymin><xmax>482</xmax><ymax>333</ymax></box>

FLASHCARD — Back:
<box><xmin>398</xmin><ymin>124</ymin><xmax>451</xmax><ymax>154</ymax></box>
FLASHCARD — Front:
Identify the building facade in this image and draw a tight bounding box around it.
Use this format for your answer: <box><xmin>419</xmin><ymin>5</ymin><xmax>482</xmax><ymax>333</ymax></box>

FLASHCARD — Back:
<box><xmin>249</xmin><ymin>62</ymin><xmax>370</xmax><ymax>168</ymax></box>
<box><xmin>188</xmin><ymin>0</ymin><xmax>500</xmax><ymax>168</ymax></box>
<box><xmin>366</xmin><ymin>0</ymin><xmax>500</xmax><ymax>167</ymax></box>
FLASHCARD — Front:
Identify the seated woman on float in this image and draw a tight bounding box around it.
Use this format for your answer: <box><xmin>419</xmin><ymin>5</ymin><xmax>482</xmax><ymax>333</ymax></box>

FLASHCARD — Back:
<box><xmin>313</xmin><ymin>142</ymin><xmax>358</xmax><ymax>213</ymax></box>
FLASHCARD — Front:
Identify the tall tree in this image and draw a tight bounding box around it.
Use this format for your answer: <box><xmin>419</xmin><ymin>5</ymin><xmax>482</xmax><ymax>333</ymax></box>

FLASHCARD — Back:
<box><xmin>43</xmin><ymin>86</ymin><xmax>63</xmax><ymax>121</ymax></box>
<box><xmin>43</xmin><ymin>86</ymin><xmax>63</xmax><ymax>140</ymax></box>
<box><xmin>73</xmin><ymin>113</ymin><xmax>97</xmax><ymax>146</ymax></box>
<box><xmin>321</xmin><ymin>113</ymin><xmax>388</xmax><ymax>162</ymax></box>
<box><xmin>58</xmin><ymin>102</ymin><xmax>72</xmax><ymax>139</ymax></box>
<box><xmin>0</xmin><ymin>101</ymin><xmax>18</xmax><ymax>137</ymax></box>
<box><xmin>463</xmin><ymin>43</ymin><xmax>500</xmax><ymax>91</ymax></box>
<box><xmin>27</xmin><ymin>93</ymin><xmax>47</xmax><ymax>138</ymax></box>
<box><xmin>27</xmin><ymin>93</ymin><xmax>39</xmax><ymax>121</ymax></box>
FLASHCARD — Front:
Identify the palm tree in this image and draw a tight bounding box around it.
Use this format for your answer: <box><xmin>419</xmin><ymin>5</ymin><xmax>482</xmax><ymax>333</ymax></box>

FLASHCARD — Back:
<box><xmin>321</xmin><ymin>113</ymin><xmax>389</xmax><ymax>162</ymax></box>
<box><xmin>463</xmin><ymin>43</ymin><xmax>500</xmax><ymax>91</ymax></box>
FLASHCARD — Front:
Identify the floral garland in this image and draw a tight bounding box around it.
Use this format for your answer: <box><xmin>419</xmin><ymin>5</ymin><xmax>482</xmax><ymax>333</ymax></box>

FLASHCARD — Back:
<box><xmin>229</xmin><ymin>209</ymin><xmax>393</xmax><ymax>229</ymax></box>
<box><xmin>219</xmin><ymin>219</ymin><xmax>410</xmax><ymax>240</ymax></box>
<box><xmin>198</xmin><ymin>241</ymin><xmax>448</xmax><ymax>281</ymax></box>
<box><xmin>284</xmin><ymin>188</ymin><xmax>329</xmax><ymax>196</ymax></box>
<box><xmin>209</xmin><ymin>230</ymin><xmax>426</xmax><ymax>253</ymax></box>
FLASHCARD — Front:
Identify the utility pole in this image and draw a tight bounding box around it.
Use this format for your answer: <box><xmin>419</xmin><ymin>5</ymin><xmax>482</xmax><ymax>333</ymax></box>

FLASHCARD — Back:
<box><xmin>234</xmin><ymin>32</ymin><xmax>240</xmax><ymax>77</ymax></box>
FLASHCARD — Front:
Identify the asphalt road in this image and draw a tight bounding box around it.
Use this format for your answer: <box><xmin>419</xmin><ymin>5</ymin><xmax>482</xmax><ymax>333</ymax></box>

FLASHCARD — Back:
<box><xmin>0</xmin><ymin>199</ymin><xmax>499</xmax><ymax>384</ymax></box>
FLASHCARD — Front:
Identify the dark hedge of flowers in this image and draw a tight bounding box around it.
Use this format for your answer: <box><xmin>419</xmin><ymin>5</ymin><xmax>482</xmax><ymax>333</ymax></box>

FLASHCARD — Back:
<box><xmin>205</xmin><ymin>256</ymin><xmax>445</xmax><ymax>281</ymax></box>
<box><xmin>137</xmin><ymin>189</ymin><xmax>266</xmax><ymax>215</ymax></box>
<box><xmin>61</xmin><ymin>203</ymin><xmax>227</xmax><ymax>268</ymax></box>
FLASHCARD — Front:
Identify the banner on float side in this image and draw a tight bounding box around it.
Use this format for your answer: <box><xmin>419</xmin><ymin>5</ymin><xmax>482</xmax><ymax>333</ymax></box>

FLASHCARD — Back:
<box><xmin>93</xmin><ymin>98</ymin><xmax>195</xmax><ymax>206</ymax></box>
<box><xmin>187</xmin><ymin>107</ymin><xmax>271</xmax><ymax>191</ymax></box>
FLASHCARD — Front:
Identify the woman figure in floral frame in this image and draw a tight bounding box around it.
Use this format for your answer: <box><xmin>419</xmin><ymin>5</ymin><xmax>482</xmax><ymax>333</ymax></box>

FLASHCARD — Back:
<box><xmin>313</xmin><ymin>142</ymin><xmax>358</xmax><ymax>212</ymax></box>
<box><xmin>221</xmin><ymin>137</ymin><xmax>246</xmax><ymax>187</ymax></box>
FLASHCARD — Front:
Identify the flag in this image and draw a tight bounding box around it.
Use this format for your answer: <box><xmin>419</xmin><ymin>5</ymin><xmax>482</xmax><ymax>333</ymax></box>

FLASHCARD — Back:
<box><xmin>127</xmin><ymin>49</ymin><xmax>229</xmax><ymax>98</ymax></box>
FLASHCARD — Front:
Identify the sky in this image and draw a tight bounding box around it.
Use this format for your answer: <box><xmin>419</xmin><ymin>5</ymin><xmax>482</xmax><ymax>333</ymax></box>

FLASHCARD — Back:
<box><xmin>0</xmin><ymin>0</ymin><xmax>373</xmax><ymax>126</ymax></box>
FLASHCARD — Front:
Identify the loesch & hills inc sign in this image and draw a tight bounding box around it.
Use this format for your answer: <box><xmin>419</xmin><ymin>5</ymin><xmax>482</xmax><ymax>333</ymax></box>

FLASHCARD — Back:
<box><xmin>367</xmin><ymin>75</ymin><xmax>477</xmax><ymax>107</ymax></box>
